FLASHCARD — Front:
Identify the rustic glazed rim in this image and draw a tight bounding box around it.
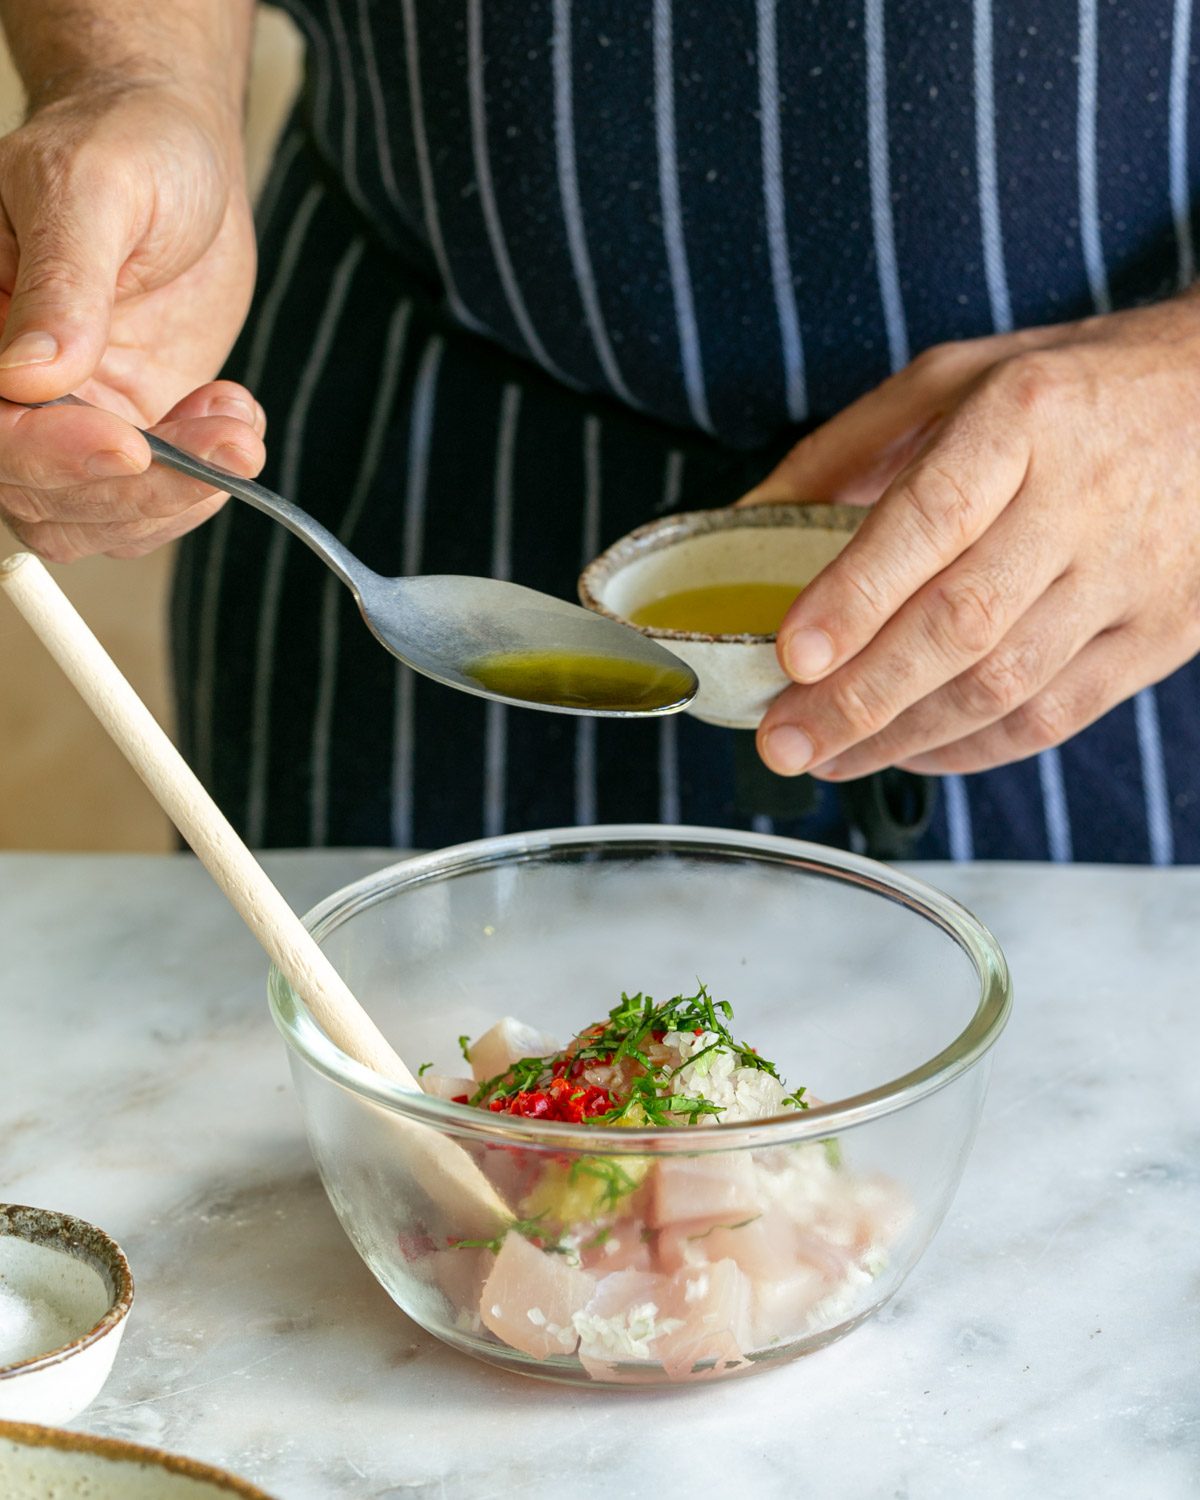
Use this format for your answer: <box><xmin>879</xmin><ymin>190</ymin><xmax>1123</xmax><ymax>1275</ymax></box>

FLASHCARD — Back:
<box><xmin>0</xmin><ymin>1420</ymin><xmax>274</xmax><ymax>1497</ymax></box>
<box><xmin>577</xmin><ymin>501</ymin><xmax>865</xmax><ymax>644</ymax></box>
<box><xmin>269</xmin><ymin>825</ymin><xmax>1012</xmax><ymax>1154</ymax></box>
<box><xmin>0</xmin><ymin>1205</ymin><xmax>133</xmax><ymax>1380</ymax></box>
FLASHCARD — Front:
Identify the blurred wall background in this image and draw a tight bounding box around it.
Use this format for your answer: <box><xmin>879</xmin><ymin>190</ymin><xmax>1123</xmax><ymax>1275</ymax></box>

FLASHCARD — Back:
<box><xmin>0</xmin><ymin>7</ymin><xmax>302</xmax><ymax>850</ymax></box>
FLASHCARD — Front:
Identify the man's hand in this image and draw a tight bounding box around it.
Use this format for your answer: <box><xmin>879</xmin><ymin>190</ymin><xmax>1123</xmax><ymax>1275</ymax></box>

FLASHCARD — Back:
<box><xmin>746</xmin><ymin>298</ymin><xmax>1200</xmax><ymax>780</ymax></box>
<box><xmin>0</xmin><ymin>0</ymin><xmax>263</xmax><ymax>560</ymax></box>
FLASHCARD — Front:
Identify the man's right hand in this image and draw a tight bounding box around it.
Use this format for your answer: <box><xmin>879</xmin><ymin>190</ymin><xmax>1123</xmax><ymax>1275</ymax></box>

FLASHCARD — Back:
<box><xmin>0</xmin><ymin>78</ymin><xmax>265</xmax><ymax>561</ymax></box>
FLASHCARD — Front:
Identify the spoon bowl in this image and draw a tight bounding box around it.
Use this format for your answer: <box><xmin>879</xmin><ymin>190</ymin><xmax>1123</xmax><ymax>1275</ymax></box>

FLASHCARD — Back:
<box><xmin>47</xmin><ymin>397</ymin><xmax>698</xmax><ymax>718</ymax></box>
<box><xmin>352</xmin><ymin>573</ymin><xmax>698</xmax><ymax>715</ymax></box>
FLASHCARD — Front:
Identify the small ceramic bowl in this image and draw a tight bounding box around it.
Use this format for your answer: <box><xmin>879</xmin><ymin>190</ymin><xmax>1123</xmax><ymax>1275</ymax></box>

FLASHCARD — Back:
<box><xmin>579</xmin><ymin>503</ymin><xmax>863</xmax><ymax>728</ymax></box>
<box><xmin>0</xmin><ymin>1421</ymin><xmax>274</xmax><ymax>1498</ymax></box>
<box><xmin>0</xmin><ymin>1205</ymin><xmax>133</xmax><ymax>1426</ymax></box>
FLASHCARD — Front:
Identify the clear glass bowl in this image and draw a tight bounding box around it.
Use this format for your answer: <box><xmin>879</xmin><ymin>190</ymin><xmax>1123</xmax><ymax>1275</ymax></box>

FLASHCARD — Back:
<box><xmin>268</xmin><ymin>827</ymin><xmax>1010</xmax><ymax>1388</ymax></box>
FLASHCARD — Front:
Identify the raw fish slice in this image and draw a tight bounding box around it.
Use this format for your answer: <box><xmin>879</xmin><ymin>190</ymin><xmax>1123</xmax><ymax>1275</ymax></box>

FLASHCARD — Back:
<box><xmin>787</xmin><ymin>1227</ymin><xmax>857</xmax><ymax>1284</ymax></box>
<box><xmin>467</xmin><ymin>1017</ymin><xmax>561</xmax><ymax>1084</ymax></box>
<box><xmin>480</xmin><ymin>1143</ymin><xmax>544</xmax><ymax>1207</ymax></box>
<box><xmin>657</xmin><ymin>1210</ymin><xmax>786</xmax><ymax>1277</ymax></box>
<box><xmin>579</xmin><ymin>1220</ymin><xmax>653</xmax><ymax>1275</ymax></box>
<box><xmin>479</xmin><ymin>1231</ymin><xmax>594</xmax><ymax>1360</ymax></box>
<box><xmin>846</xmin><ymin>1174</ymin><xmax>913</xmax><ymax>1256</ymax></box>
<box><xmin>648</xmin><ymin>1153</ymin><xmax>761</xmax><ymax>1230</ymax></box>
<box><xmin>748</xmin><ymin>1259</ymin><xmax>830</xmax><ymax>1349</ymax></box>
<box><xmin>573</xmin><ymin>1269</ymin><xmax>681</xmax><ymax>1369</ymax></box>
<box><xmin>654</xmin><ymin>1258</ymin><xmax>753</xmax><ymax>1380</ymax></box>
<box><xmin>429</xmin><ymin>1245</ymin><xmax>490</xmax><ymax>1331</ymax></box>
<box><xmin>418</xmin><ymin>1073</ymin><xmax>475</xmax><ymax>1101</ymax></box>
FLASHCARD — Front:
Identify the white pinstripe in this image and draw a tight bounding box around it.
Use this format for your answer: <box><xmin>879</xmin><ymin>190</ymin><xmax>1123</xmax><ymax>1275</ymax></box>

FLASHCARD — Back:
<box><xmin>656</xmin><ymin>448</ymin><xmax>685</xmax><ymax>515</ymax></box>
<box><xmin>865</xmin><ymin>0</ymin><xmax>909</xmax><ymax>371</ymax></box>
<box><xmin>551</xmin><ymin>0</ymin><xmax>638</xmax><ymax>406</ymax></box>
<box><xmin>323</xmin><ymin>0</ymin><xmax>362</xmax><ymax>209</ymax></box>
<box><xmin>244</xmin><ymin>186</ymin><xmax>327</xmax><ymax>394</ymax></box>
<box><xmin>467</xmin><ymin>0</ymin><xmax>572</xmax><ymax>384</ymax></box>
<box><xmin>971</xmin><ymin>0</ymin><xmax>1073</xmax><ymax>861</ymax></box>
<box><xmin>309</xmin><ymin>299</ymin><xmax>413</xmax><ymax>846</ymax></box>
<box><xmin>652</xmin><ymin>0</ymin><xmax>714</xmax><ymax>433</ymax></box>
<box><xmin>285</xmin><ymin>1</ymin><xmax>334</xmax><ymax>164</ymax></box>
<box><xmin>400</xmin><ymin>0</ymin><xmax>484</xmax><ymax>332</ymax></box>
<box><xmin>1077</xmin><ymin>0</ymin><xmax>1111</xmax><ymax>313</ymax></box>
<box><xmin>355</xmin><ymin>0</ymin><xmax>405</xmax><ymax>217</ymax></box>
<box><xmin>943</xmin><ymin>772</ymin><xmax>975</xmax><ymax>863</ymax></box>
<box><xmin>866</xmin><ymin>0</ymin><xmax>972</xmax><ymax>858</ymax></box>
<box><xmin>483</xmin><ymin>385</ymin><xmax>522</xmax><ymax>839</ymax></box>
<box><xmin>194</xmin><ymin>181</ymin><xmax>325</xmax><ymax>789</ymax></box>
<box><xmin>575</xmin><ymin>415</ymin><xmax>602</xmax><ymax>825</ymax></box>
<box><xmin>1037</xmin><ymin>747</ymin><xmax>1073</xmax><ymax>863</ymax></box>
<box><xmin>246</xmin><ymin>237</ymin><xmax>367</xmax><ymax>846</ymax></box>
<box><xmin>392</xmin><ymin>336</ymin><xmax>445</xmax><ymax>850</ymax></box>
<box><xmin>1170</xmin><ymin>0</ymin><xmax>1196</xmax><ymax>289</ymax></box>
<box><xmin>1076</xmin><ymin>4</ymin><xmax>1172</xmax><ymax>863</ymax></box>
<box><xmin>658</xmin><ymin>718</ymin><xmax>681</xmax><ymax>825</ymax></box>
<box><xmin>657</xmin><ymin>447</ymin><xmax>684</xmax><ymax>823</ymax></box>
<box><xmin>973</xmin><ymin>0</ymin><xmax>1013</xmax><ymax>334</ymax></box>
<box><xmin>1135</xmin><ymin>688</ymin><xmax>1175</xmax><ymax>865</ymax></box>
<box><xmin>757</xmin><ymin>0</ymin><xmax>808</xmax><ymax>423</ymax></box>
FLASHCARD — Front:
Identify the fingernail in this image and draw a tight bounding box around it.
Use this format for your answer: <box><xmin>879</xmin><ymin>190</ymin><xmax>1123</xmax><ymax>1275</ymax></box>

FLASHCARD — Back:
<box><xmin>761</xmin><ymin>725</ymin><xmax>815</xmax><ymax>776</ymax></box>
<box><xmin>0</xmin><ymin>331</ymin><xmax>59</xmax><ymax>368</ymax></box>
<box><xmin>211</xmin><ymin>394</ymin><xmax>254</xmax><ymax>421</ymax></box>
<box><xmin>86</xmin><ymin>448</ymin><xmax>142</xmax><ymax>479</ymax></box>
<box><xmin>783</xmin><ymin>627</ymin><xmax>835</xmax><ymax>681</ymax></box>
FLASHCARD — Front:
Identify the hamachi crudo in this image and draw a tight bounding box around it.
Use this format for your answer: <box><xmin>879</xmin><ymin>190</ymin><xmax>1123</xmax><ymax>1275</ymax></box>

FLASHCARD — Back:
<box><xmin>413</xmin><ymin>987</ymin><xmax>910</xmax><ymax>1382</ymax></box>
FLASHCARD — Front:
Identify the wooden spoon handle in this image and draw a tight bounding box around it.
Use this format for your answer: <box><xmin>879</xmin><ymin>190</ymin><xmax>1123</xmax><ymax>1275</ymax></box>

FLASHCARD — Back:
<box><xmin>0</xmin><ymin>552</ymin><xmax>415</xmax><ymax>1087</ymax></box>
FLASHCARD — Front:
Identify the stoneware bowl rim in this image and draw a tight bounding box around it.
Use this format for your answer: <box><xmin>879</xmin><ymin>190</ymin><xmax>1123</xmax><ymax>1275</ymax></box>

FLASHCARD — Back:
<box><xmin>0</xmin><ymin>1419</ymin><xmax>275</xmax><ymax>1498</ymax></box>
<box><xmin>0</xmin><ymin>1205</ymin><xmax>133</xmax><ymax>1381</ymax></box>
<box><xmin>577</xmin><ymin>501</ymin><xmax>865</xmax><ymax>645</ymax></box>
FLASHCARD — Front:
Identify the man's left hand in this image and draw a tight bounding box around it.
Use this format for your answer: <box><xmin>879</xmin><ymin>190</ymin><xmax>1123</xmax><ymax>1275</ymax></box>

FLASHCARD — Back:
<box><xmin>746</xmin><ymin>297</ymin><xmax>1200</xmax><ymax>781</ymax></box>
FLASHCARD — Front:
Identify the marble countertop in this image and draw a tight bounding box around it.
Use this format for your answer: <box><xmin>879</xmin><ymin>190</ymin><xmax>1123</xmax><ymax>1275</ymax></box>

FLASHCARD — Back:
<box><xmin>1</xmin><ymin>851</ymin><xmax>1197</xmax><ymax>1499</ymax></box>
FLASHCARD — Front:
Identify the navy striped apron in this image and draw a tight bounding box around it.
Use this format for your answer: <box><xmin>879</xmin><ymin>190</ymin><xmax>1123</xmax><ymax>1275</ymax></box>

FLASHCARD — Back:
<box><xmin>172</xmin><ymin>1</ymin><xmax>1200</xmax><ymax>861</ymax></box>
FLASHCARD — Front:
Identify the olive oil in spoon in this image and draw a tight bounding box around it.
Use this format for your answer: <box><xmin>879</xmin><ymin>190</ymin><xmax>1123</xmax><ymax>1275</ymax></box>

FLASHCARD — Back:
<box><xmin>40</xmin><ymin>397</ymin><xmax>698</xmax><ymax>718</ymax></box>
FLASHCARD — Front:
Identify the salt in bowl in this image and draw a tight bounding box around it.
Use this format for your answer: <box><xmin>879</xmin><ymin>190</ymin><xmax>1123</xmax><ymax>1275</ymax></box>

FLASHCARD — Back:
<box><xmin>0</xmin><ymin>1205</ymin><xmax>133</xmax><ymax>1425</ymax></box>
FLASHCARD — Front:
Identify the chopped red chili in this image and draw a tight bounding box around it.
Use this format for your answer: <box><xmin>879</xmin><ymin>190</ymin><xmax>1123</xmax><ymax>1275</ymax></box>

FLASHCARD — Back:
<box><xmin>487</xmin><ymin>1075</ymin><xmax>614</xmax><ymax>1123</ymax></box>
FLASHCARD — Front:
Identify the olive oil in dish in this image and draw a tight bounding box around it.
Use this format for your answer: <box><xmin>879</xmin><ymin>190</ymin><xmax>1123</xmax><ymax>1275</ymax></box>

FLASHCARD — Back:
<box><xmin>464</xmin><ymin>650</ymin><xmax>696</xmax><ymax>712</ymax></box>
<box><xmin>630</xmin><ymin>582</ymin><xmax>804</xmax><ymax>636</ymax></box>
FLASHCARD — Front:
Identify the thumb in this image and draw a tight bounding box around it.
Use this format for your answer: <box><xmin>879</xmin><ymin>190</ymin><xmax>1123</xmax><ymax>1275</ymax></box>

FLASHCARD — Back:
<box><xmin>0</xmin><ymin>202</ymin><xmax>123</xmax><ymax>405</ymax></box>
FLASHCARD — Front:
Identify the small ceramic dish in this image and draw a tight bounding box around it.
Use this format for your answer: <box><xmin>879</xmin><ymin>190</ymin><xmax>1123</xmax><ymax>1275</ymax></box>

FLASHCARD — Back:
<box><xmin>0</xmin><ymin>1205</ymin><xmax>133</xmax><ymax>1425</ymax></box>
<box><xmin>579</xmin><ymin>502</ymin><xmax>863</xmax><ymax>728</ymax></box>
<box><xmin>0</xmin><ymin>1421</ymin><xmax>274</xmax><ymax>1498</ymax></box>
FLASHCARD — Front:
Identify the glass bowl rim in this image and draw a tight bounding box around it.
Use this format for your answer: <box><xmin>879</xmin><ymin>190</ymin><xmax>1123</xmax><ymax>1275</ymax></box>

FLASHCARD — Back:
<box><xmin>268</xmin><ymin>824</ymin><xmax>1012</xmax><ymax>1152</ymax></box>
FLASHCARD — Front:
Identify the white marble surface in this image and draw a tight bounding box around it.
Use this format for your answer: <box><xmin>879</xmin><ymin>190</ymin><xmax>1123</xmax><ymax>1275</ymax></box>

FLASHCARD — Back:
<box><xmin>1</xmin><ymin>851</ymin><xmax>1197</xmax><ymax>1499</ymax></box>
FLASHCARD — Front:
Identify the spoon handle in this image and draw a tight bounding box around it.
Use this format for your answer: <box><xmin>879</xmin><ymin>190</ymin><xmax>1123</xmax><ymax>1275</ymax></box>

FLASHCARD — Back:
<box><xmin>0</xmin><ymin>551</ymin><xmax>510</xmax><ymax>1235</ymax></box>
<box><xmin>0</xmin><ymin>550</ymin><xmax>407</xmax><ymax>1080</ymax></box>
<box><xmin>49</xmin><ymin>395</ymin><xmax>370</xmax><ymax>595</ymax></box>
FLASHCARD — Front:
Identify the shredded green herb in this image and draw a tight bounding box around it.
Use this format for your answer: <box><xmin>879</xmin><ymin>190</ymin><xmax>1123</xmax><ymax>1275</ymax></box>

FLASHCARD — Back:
<box><xmin>568</xmin><ymin>1156</ymin><xmax>641</xmax><ymax>1212</ymax></box>
<box><xmin>685</xmin><ymin>1215</ymin><xmax>762</xmax><ymax>1241</ymax></box>
<box><xmin>450</xmin><ymin>1213</ymin><xmax>567</xmax><ymax>1256</ymax></box>
<box><xmin>417</xmin><ymin>1061</ymin><xmax>433</xmax><ymax>1077</ymax></box>
<box><xmin>464</xmin><ymin>984</ymin><xmax>810</xmax><ymax>1131</ymax></box>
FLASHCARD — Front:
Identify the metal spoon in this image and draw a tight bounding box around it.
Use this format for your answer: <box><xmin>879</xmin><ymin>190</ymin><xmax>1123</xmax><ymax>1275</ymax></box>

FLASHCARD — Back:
<box><xmin>50</xmin><ymin>398</ymin><xmax>698</xmax><ymax>716</ymax></box>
